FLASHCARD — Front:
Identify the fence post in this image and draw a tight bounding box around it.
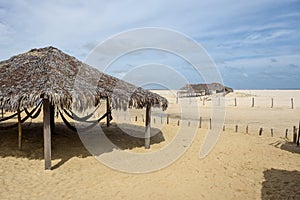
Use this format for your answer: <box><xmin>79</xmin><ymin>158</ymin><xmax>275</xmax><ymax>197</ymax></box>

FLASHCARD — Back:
<box><xmin>291</xmin><ymin>98</ymin><xmax>294</xmax><ymax>109</ymax></box>
<box><xmin>167</xmin><ymin>115</ymin><xmax>169</xmax><ymax>124</ymax></box>
<box><xmin>209</xmin><ymin>118</ymin><xmax>212</xmax><ymax>130</ymax></box>
<box><xmin>235</xmin><ymin>125</ymin><xmax>238</xmax><ymax>132</ymax></box>
<box><xmin>252</xmin><ymin>97</ymin><xmax>255</xmax><ymax>107</ymax></box>
<box><xmin>293</xmin><ymin>126</ymin><xmax>297</xmax><ymax>143</ymax></box>
<box><xmin>234</xmin><ymin>98</ymin><xmax>237</xmax><ymax>107</ymax></box>
<box><xmin>246</xmin><ymin>125</ymin><xmax>249</xmax><ymax>134</ymax></box>
<box><xmin>259</xmin><ymin>128</ymin><xmax>263</xmax><ymax>136</ymax></box>
<box><xmin>271</xmin><ymin>98</ymin><xmax>274</xmax><ymax>108</ymax></box>
<box><xmin>271</xmin><ymin>128</ymin><xmax>273</xmax><ymax>137</ymax></box>
<box><xmin>199</xmin><ymin>117</ymin><xmax>202</xmax><ymax>128</ymax></box>
<box><xmin>285</xmin><ymin>129</ymin><xmax>288</xmax><ymax>138</ymax></box>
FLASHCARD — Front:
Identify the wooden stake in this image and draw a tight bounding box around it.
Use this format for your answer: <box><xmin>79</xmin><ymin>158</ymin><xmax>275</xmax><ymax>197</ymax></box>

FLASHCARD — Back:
<box><xmin>271</xmin><ymin>98</ymin><xmax>274</xmax><ymax>108</ymax></box>
<box><xmin>291</xmin><ymin>98</ymin><xmax>294</xmax><ymax>109</ymax></box>
<box><xmin>259</xmin><ymin>128</ymin><xmax>263</xmax><ymax>136</ymax></box>
<box><xmin>235</xmin><ymin>125</ymin><xmax>238</xmax><ymax>133</ymax></box>
<box><xmin>293</xmin><ymin>126</ymin><xmax>297</xmax><ymax>143</ymax></box>
<box><xmin>234</xmin><ymin>98</ymin><xmax>237</xmax><ymax>107</ymax></box>
<box><xmin>145</xmin><ymin>104</ymin><xmax>151</xmax><ymax>149</ymax></box>
<box><xmin>43</xmin><ymin>99</ymin><xmax>51</xmax><ymax>170</ymax></box>
<box><xmin>297</xmin><ymin>122</ymin><xmax>300</xmax><ymax>146</ymax></box>
<box><xmin>177</xmin><ymin>120</ymin><xmax>180</xmax><ymax>126</ymax></box>
<box><xmin>188</xmin><ymin>121</ymin><xmax>190</xmax><ymax>127</ymax></box>
<box><xmin>167</xmin><ymin>115</ymin><xmax>169</xmax><ymax>124</ymax></box>
<box><xmin>223</xmin><ymin>125</ymin><xmax>225</xmax><ymax>131</ymax></box>
<box><xmin>17</xmin><ymin>108</ymin><xmax>22</xmax><ymax>150</ymax></box>
<box><xmin>246</xmin><ymin>125</ymin><xmax>249</xmax><ymax>134</ymax></box>
<box><xmin>252</xmin><ymin>97</ymin><xmax>255</xmax><ymax>107</ymax></box>
<box><xmin>285</xmin><ymin>129</ymin><xmax>288</xmax><ymax>138</ymax></box>
<box><xmin>199</xmin><ymin>117</ymin><xmax>202</xmax><ymax>128</ymax></box>
<box><xmin>271</xmin><ymin>128</ymin><xmax>273</xmax><ymax>137</ymax></box>
<box><xmin>106</xmin><ymin>97</ymin><xmax>110</xmax><ymax>127</ymax></box>
<box><xmin>209</xmin><ymin>118</ymin><xmax>212</xmax><ymax>130</ymax></box>
<box><xmin>135</xmin><ymin>116</ymin><xmax>137</xmax><ymax>122</ymax></box>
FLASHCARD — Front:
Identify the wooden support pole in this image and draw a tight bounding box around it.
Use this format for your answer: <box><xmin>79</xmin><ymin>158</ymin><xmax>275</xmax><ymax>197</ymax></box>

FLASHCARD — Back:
<box><xmin>246</xmin><ymin>125</ymin><xmax>249</xmax><ymax>134</ymax></box>
<box><xmin>209</xmin><ymin>118</ymin><xmax>212</xmax><ymax>130</ymax></box>
<box><xmin>252</xmin><ymin>97</ymin><xmax>255</xmax><ymax>107</ymax></box>
<box><xmin>145</xmin><ymin>104</ymin><xmax>151</xmax><ymax>149</ymax></box>
<box><xmin>50</xmin><ymin>104</ymin><xmax>55</xmax><ymax>134</ymax></box>
<box><xmin>17</xmin><ymin>108</ymin><xmax>22</xmax><ymax>150</ymax></box>
<box><xmin>234</xmin><ymin>98</ymin><xmax>237</xmax><ymax>107</ymax></box>
<box><xmin>291</xmin><ymin>98</ymin><xmax>294</xmax><ymax>109</ymax></box>
<box><xmin>177</xmin><ymin>120</ymin><xmax>180</xmax><ymax>126</ymax></box>
<box><xmin>235</xmin><ymin>125</ymin><xmax>238</xmax><ymax>133</ymax></box>
<box><xmin>199</xmin><ymin>117</ymin><xmax>202</xmax><ymax>128</ymax></box>
<box><xmin>285</xmin><ymin>129</ymin><xmax>288</xmax><ymax>138</ymax></box>
<box><xmin>135</xmin><ymin>116</ymin><xmax>137</xmax><ymax>122</ymax></box>
<box><xmin>223</xmin><ymin>125</ymin><xmax>225</xmax><ymax>131</ymax></box>
<box><xmin>271</xmin><ymin>98</ymin><xmax>274</xmax><ymax>108</ymax></box>
<box><xmin>106</xmin><ymin>97</ymin><xmax>110</xmax><ymax>127</ymax></box>
<box><xmin>259</xmin><ymin>128</ymin><xmax>263</xmax><ymax>136</ymax></box>
<box><xmin>43</xmin><ymin>99</ymin><xmax>51</xmax><ymax>170</ymax></box>
<box><xmin>167</xmin><ymin>115</ymin><xmax>169</xmax><ymax>124</ymax></box>
<box><xmin>293</xmin><ymin>126</ymin><xmax>297</xmax><ymax>143</ymax></box>
<box><xmin>271</xmin><ymin>128</ymin><xmax>274</xmax><ymax>137</ymax></box>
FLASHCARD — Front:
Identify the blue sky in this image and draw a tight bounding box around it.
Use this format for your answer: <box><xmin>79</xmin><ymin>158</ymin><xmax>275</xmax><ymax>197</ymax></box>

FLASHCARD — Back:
<box><xmin>0</xmin><ymin>0</ymin><xmax>300</xmax><ymax>89</ymax></box>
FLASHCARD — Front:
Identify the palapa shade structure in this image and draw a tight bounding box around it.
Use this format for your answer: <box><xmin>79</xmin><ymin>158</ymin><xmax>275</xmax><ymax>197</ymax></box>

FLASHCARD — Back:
<box><xmin>0</xmin><ymin>46</ymin><xmax>168</xmax><ymax>169</ymax></box>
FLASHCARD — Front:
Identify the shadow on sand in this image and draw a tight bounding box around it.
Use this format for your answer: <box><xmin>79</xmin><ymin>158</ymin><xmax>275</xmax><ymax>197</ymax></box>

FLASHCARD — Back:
<box><xmin>269</xmin><ymin>139</ymin><xmax>300</xmax><ymax>154</ymax></box>
<box><xmin>0</xmin><ymin>122</ymin><xmax>165</xmax><ymax>169</ymax></box>
<box><xmin>262</xmin><ymin>168</ymin><xmax>300</xmax><ymax>200</ymax></box>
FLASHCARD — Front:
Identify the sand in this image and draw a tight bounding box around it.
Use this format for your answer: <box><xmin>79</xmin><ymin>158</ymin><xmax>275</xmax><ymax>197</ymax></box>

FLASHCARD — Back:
<box><xmin>0</xmin><ymin>90</ymin><xmax>300</xmax><ymax>199</ymax></box>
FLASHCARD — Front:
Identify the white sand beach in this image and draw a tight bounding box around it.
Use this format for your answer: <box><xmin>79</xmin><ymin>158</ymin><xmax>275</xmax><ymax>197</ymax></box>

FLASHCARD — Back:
<box><xmin>0</xmin><ymin>90</ymin><xmax>300</xmax><ymax>199</ymax></box>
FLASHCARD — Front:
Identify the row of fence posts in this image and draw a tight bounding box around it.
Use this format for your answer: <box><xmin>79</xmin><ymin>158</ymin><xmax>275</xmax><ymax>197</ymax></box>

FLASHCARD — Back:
<box><xmin>176</xmin><ymin>96</ymin><xmax>296</xmax><ymax>109</ymax></box>
<box><xmin>131</xmin><ymin>114</ymin><xmax>300</xmax><ymax>147</ymax></box>
<box><xmin>234</xmin><ymin>97</ymin><xmax>295</xmax><ymax>108</ymax></box>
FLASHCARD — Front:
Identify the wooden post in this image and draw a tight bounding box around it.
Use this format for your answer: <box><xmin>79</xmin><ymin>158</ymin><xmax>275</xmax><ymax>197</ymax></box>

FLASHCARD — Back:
<box><xmin>50</xmin><ymin>104</ymin><xmax>55</xmax><ymax>134</ymax></box>
<box><xmin>145</xmin><ymin>104</ymin><xmax>151</xmax><ymax>149</ymax></box>
<box><xmin>209</xmin><ymin>118</ymin><xmax>212</xmax><ymax>130</ymax></box>
<box><xmin>271</xmin><ymin>128</ymin><xmax>273</xmax><ymax>137</ymax></box>
<box><xmin>43</xmin><ymin>99</ymin><xmax>51</xmax><ymax>170</ymax></box>
<box><xmin>142</xmin><ymin>115</ymin><xmax>144</xmax><ymax>122</ymax></box>
<box><xmin>17</xmin><ymin>108</ymin><xmax>22</xmax><ymax>150</ymax></box>
<box><xmin>291</xmin><ymin>98</ymin><xmax>294</xmax><ymax>109</ymax></box>
<box><xmin>177</xmin><ymin>120</ymin><xmax>180</xmax><ymax>126</ymax></box>
<box><xmin>106</xmin><ymin>97</ymin><xmax>110</xmax><ymax>127</ymax></box>
<box><xmin>199</xmin><ymin>117</ymin><xmax>202</xmax><ymax>128</ymax></box>
<box><xmin>235</xmin><ymin>125</ymin><xmax>238</xmax><ymax>133</ymax></box>
<box><xmin>234</xmin><ymin>98</ymin><xmax>237</xmax><ymax>107</ymax></box>
<box><xmin>188</xmin><ymin>121</ymin><xmax>190</xmax><ymax>127</ymax></box>
<box><xmin>176</xmin><ymin>92</ymin><xmax>178</xmax><ymax>104</ymax></box>
<box><xmin>259</xmin><ymin>128</ymin><xmax>263</xmax><ymax>136</ymax></box>
<box><xmin>135</xmin><ymin>116</ymin><xmax>137</xmax><ymax>122</ymax></box>
<box><xmin>252</xmin><ymin>97</ymin><xmax>254</xmax><ymax>107</ymax></box>
<box><xmin>167</xmin><ymin>115</ymin><xmax>169</xmax><ymax>124</ymax></box>
<box><xmin>297</xmin><ymin>122</ymin><xmax>300</xmax><ymax>146</ymax></box>
<box><xmin>223</xmin><ymin>125</ymin><xmax>225</xmax><ymax>131</ymax></box>
<box><xmin>293</xmin><ymin>126</ymin><xmax>297</xmax><ymax>143</ymax></box>
<box><xmin>246</xmin><ymin>125</ymin><xmax>249</xmax><ymax>134</ymax></box>
<box><xmin>271</xmin><ymin>98</ymin><xmax>274</xmax><ymax>108</ymax></box>
<box><xmin>285</xmin><ymin>129</ymin><xmax>288</xmax><ymax>138</ymax></box>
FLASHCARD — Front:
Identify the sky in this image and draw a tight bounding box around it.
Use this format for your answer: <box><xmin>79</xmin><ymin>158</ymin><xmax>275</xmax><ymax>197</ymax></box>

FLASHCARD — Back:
<box><xmin>0</xmin><ymin>0</ymin><xmax>300</xmax><ymax>89</ymax></box>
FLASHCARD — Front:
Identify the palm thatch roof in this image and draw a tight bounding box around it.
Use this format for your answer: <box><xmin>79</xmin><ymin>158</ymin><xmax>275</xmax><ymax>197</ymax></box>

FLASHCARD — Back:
<box><xmin>180</xmin><ymin>83</ymin><xmax>233</xmax><ymax>94</ymax></box>
<box><xmin>0</xmin><ymin>46</ymin><xmax>168</xmax><ymax>112</ymax></box>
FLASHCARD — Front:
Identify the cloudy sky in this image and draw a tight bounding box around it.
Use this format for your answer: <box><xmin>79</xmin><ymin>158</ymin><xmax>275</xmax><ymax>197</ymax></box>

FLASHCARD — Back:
<box><xmin>0</xmin><ymin>0</ymin><xmax>300</xmax><ymax>89</ymax></box>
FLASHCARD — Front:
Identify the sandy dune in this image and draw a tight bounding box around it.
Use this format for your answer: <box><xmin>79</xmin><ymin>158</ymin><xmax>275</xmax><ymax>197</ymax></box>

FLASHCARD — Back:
<box><xmin>0</xmin><ymin>90</ymin><xmax>300</xmax><ymax>199</ymax></box>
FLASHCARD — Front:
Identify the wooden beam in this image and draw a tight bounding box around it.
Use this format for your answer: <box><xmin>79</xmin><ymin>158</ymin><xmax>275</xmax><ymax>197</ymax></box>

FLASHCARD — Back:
<box><xmin>106</xmin><ymin>97</ymin><xmax>110</xmax><ymax>127</ymax></box>
<box><xmin>17</xmin><ymin>108</ymin><xmax>22</xmax><ymax>150</ymax></box>
<box><xmin>43</xmin><ymin>99</ymin><xmax>51</xmax><ymax>170</ymax></box>
<box><xmin>145</xmin><ymin>103</ymin><xmax>151</xmax><ymax>149</ymax></box>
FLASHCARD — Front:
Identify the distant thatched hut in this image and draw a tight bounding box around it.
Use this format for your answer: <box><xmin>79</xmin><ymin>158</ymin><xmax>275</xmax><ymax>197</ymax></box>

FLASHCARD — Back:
<box><xmin>0</xmin><ymin>46</ymin><xmax>168</xmax><ymax>169</ymax></box>
<box><xmin>178</xmin><ymin>83</ymin><xmax>233</xmax><ymax>97</ymax></box>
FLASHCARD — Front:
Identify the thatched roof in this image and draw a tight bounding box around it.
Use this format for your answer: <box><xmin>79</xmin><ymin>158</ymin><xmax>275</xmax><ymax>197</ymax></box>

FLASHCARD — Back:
<box><xmin>0</xmin><ymin>46</ymin><xmax>168</xmax><ymax>112</ymax></box>
<box><xmin>180</xmin><ymin>83</ymin><xmax>233</xmax><ymax>94</ymax></box>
